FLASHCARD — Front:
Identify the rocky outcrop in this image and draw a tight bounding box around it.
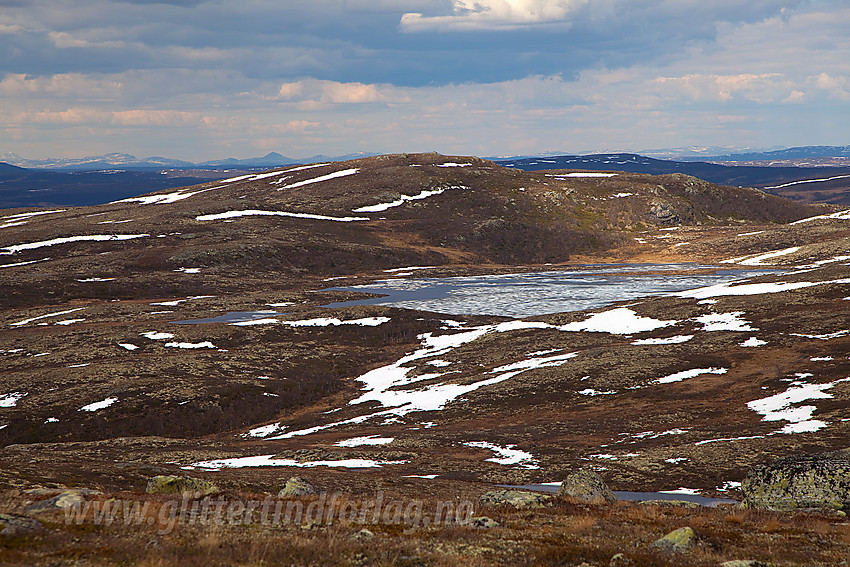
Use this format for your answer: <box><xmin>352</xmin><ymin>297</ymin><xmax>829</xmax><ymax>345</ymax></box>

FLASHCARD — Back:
<box><xmin>648</xmin><ymin>201</ymin><xmax>679</xmax><ymax>225</ymax></box>
<box><xmin>742</xmin><ymin>450</ymin><xmax>850</xmax><ymax>511</ymax></box>
<box><xmin>649</xmin><ymin>526</ymin><xmax>697</xmax><ymax>553</ymax></box>
<box><xmin>556</xmin><ymin>469</ymin><xmax>616</xmax><ymax>503</ymax></box>
<box><xmin>479</xmin><ymin>489</ymin><xmax>552</xmax><ymax>508</ymax></box>
<box><xmin>146</xmin><ymin>475</ymin><xmax>219</xmax><ymax>496</ymax></box>
<box><xmin>25</xmin><ymin>489</ymin><xmax>88</xmax><ymax>514</ymax></box>
<box><xmin>0</xmin><ymin>513</ymin><xmax>45</xmax><ymax>536</ymax></box>
<box><xmin>278</xmin><ymin>476</ymin><xmax>316</xmax><ymax>497</ymax></box>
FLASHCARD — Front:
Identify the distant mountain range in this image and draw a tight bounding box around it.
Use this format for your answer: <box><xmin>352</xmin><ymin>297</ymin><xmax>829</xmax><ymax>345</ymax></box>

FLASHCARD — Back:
<box><xmin>495</xmin><ymin>152</ymin><xmax>850</xmax><ymax>185</ymax></box>
<box><xmin>678</xmin><ymin>145</ymin><xmax>850</xmax><ymax>162</ymax></box>
<box><xmin>496</xmin><ymin>152</ymin><xmax>850</xmax><ymax>205</ymax></box>
<box><xmin>0</xmin><ymin>151</ymin><xmax>377</xmax><ymax>171</ymax></box>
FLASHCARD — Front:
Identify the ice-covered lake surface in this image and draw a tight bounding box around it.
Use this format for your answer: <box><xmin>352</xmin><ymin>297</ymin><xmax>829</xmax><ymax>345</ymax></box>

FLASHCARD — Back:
<box><xmin>321</xmin><ymin>264</ymin><xmax>781</xmax><ymax>318</ymax></box>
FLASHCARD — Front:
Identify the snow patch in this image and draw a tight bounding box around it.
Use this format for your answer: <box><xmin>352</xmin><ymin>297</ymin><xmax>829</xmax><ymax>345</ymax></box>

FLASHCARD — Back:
<box><xmin>281</xmin><ymin>316</ymin><xmax>390</xmax><ymax>327</ymax></box>
<box><xmin>632</xmin><ymin>335</ymin><xmax>693</xmax><ymax>345</ymax></box>
<box><xmin>558</xmin><ymin>307</ymin><xmax>677</xmax><ymax>334</ymax></box>
<box><xmin>0</xmin><ymin>392</ymin><xmax>26</xmax><ymax>407</ymax></box>
<box><xmin>195</xmin><ymin>209</ymin><xmax>368</xmax><ymax>222</ymax></box>
<box><xmin>275</xmin><ymin>168</ymin><xmax>359</xmax><ymax>190</ymax></box>
<box><xmin>111</xmin><ymin>187</ymin><xmax>215</xmax><ymax>205</ymax></box>
<box><xmin>188</xmin><ymin>454</ymin><xmax>405</xmax><ymax>470</ymax></box>
<box><xmin>1</xmin><ymin>234</ymin><xmax>149</xmax><ymax>255</ymax></box>
<box><xmin>335</xmin><ymin>436</ymin><xmax>395</xmax><ymax>447</ymax></box>
<box><xmin>141</xmin><ymin>331</ymin><xmax>174</xmax><ymax>340</ymax></box>
<box><xmin>791</xmin><ymin>330</ymin><xmax>850</xmax><ymax>340</ymax></box>
<box><xmin>464</xmin><ymin>441</ymin><xmax>538</xmax><ymax>469</ymax></box>
<box><xmin>353</xmin><ymin>186</ymin><xmax>465</xmax><ymax>213</ymax></box>
<box><xmin>558</xmin><ymin>172</ymin><xmax>618</xmax><ymax>178</ymax></box>
<box><xmin>55</xmin><ymin>318</ymin><xmax>86</xmax><ymax>325</ymax></box>
<box><xmin>80</xmin><ymin>397</ymin><xmax>118</xmax><ymax>412</ymax></box>
<box><xmin>746</xmin><ymin>377</ymin><xmax>850</xmax><ymax>434</ymax></box>
<box><xmin>164</xmin><ymin>341</ymin><xmax>216</xmax><ymax>349</ymax></box>
<box><xmin>694</xmin><ymin>312</ymin><xmax>757</xmax><ymax>332</ymax></box>
<box><xmin>11</xmin><ymin>307</ymin><xmax>86</xmax><ymax>327</ymax></box>
<box><xmin>655</xmin><ymin>367</ymin><xmax>727</xmax><ymax>384</ymax></box>
<box><xmin>0</xmin><ymin>258</ymin><xmax>51</xmax><ymax>269</ymax></box>
<box><xmin>721</xmin><ymin>247</ymin><xmax>799</xmax><ymax>265</ymax></box>
<box><xmin>578</xmin><ymin>388</ymin><xmax>617</xmax><ymax>396</ymax></box>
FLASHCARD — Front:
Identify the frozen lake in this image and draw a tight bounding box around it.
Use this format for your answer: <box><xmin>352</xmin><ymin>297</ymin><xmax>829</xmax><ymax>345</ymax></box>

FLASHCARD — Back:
<box><xmin>322</xmin><ymin>263</ymin><xmax>779</xmax><ymax>318</ymax></box>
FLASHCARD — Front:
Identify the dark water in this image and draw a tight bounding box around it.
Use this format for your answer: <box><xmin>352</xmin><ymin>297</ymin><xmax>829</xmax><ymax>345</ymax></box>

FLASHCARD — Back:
<box><xmin>171</xmin><ymin>311</ymin><xmax>282</xmax><ymax>325</ymax></box>
<box><xmin>321</xmin><ymin>263</ymin><xmax>779</xmax><ymax>318</ymax></box>
<box><xmin>503</xmin><ymin>484</ymin><xmax>738</xmax><ymax>507</ymax></box>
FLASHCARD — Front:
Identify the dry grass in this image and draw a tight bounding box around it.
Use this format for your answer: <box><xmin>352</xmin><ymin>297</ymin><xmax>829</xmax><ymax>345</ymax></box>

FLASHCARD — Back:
<box><xmin>3</xmin><ymin>489</ymin><xmax>849</xmax><ymax>566</ymax></box>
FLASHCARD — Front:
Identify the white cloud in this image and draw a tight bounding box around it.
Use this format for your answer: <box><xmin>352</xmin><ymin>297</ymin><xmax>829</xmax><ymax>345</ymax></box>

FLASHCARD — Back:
<box><xmin>277</xmin><ymin>79</ymin><xmax>403</xmax><ymax>106</ymax></box>
<box><xmin>402</xmin><ymin>0</ymin><xmax>587</xmax><ymax>31</ymax></box>
<box><xmin>652</xmin><ymin>73</ymin><xmax>793</xmax><ymax>104</ymax></box>
<box><xmin>111</xmin><ymin>109</ymin><xmax>204</xmax><ymax>126</ymax></box>
<box><xmin>813</xmin><ymin>72</ymin><xmax>850</xmax><ymax>101</ymax></box>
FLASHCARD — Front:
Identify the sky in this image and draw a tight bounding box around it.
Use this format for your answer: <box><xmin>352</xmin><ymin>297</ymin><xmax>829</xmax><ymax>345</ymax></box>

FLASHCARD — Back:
<box><xmin>1</xmin><ymin>0</ymin><xmax>848</xmax><ymax>161</ymax></box>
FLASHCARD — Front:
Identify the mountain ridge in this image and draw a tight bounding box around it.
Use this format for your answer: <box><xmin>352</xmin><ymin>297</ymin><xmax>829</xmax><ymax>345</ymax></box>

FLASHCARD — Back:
<box><xmin>0</xmin><ymin>151</ymin><xmax>379</xmax><ymax>171</ymax></box>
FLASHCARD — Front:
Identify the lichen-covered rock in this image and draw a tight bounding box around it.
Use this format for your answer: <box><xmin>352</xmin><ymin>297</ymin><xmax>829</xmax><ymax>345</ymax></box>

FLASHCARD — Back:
<box><xmin>25</xmin><ymin>489</ymin><xmax>87</xmax><ymax>513</ymax></box>
<box><xmin>278</xmin><ymin>476</ymin><xmax>316</xmax><ymax>497</ymax></box>
<box><xmin>649</xmin><ymin>526</ymin><xmax>697</xmax><ymax>553</ymax></box>
<box><xmin>146</xmin><ymin>475</ymin><xmax>219</xmax><ymax>495</ymax></box>
<box><xmin>471</xmin><ymin>516</ymin><xmax>499</xmax><ymax>528</ymax></box>
<box><xmin>0</xmin><ymin>513</ymin><xmax>45</xmax><ymax>536</ymax></box>
<box><xmin>556</xmin><ymin>469</ymin><xmax>616</xmax><ymax>503</ymax></box>
<box><xmin>478</xmin><ymin>489</ymin><xmax>552</xmax><ymax>508</ymax></box>
<box><xmin>742</xmin><ymin>450</ymin><xmax>850</xmax><ymax>511</ymax></box>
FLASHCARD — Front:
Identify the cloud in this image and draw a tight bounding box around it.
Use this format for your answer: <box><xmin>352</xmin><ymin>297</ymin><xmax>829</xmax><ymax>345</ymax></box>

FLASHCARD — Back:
<box><xmin>111</xmin><ymin>109</ymin><xmax>203</xmax><ymax>126</ymax></box>
<box><xmin>277</xmin><ymin>79</ymin><xmax>400</xmax><ymax>105</ymax></box>
<box><xmin>48</xmin><ymin>31</ymin><xmax>129</xmax><ymax>49</ymax></box>
<box><xmin>0</xmin><ymin>73</ymin><xmax>122</xmax><ymax>97</ymax></box>
<box><xmin>652</xmin><ymin>73</ymin><xmax>792</xmax><ymax>103</ymax></box>
<box><xmin>401</xmin><ymin>0</ymin><xmax>587</xmax><ymax>31</ymax></box>
<box><xmin>0</xmin><ymin>0</ymin><xmax>848</xmax><ymax>160</ymax></box>
<box><xmin>813</xmin><ymin>72</ymin><xmax>850</xmax><ymax>100</ymax></box>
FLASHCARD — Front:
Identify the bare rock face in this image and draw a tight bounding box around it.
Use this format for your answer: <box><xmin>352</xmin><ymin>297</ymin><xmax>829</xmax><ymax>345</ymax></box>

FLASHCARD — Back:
<box><xmin>556</xmin><ymin>469</ymin><xmax>616</xmax><ymax>504</ymax></box>
<box><xmin>742</xmin><ymin>450</ymin><xmax>850</xmax><ymax>511</ymax></box>
<box><xmin>278</xmin><ymin>476</ymin><xmax>317</xmax><ymax>498</ymax></box>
